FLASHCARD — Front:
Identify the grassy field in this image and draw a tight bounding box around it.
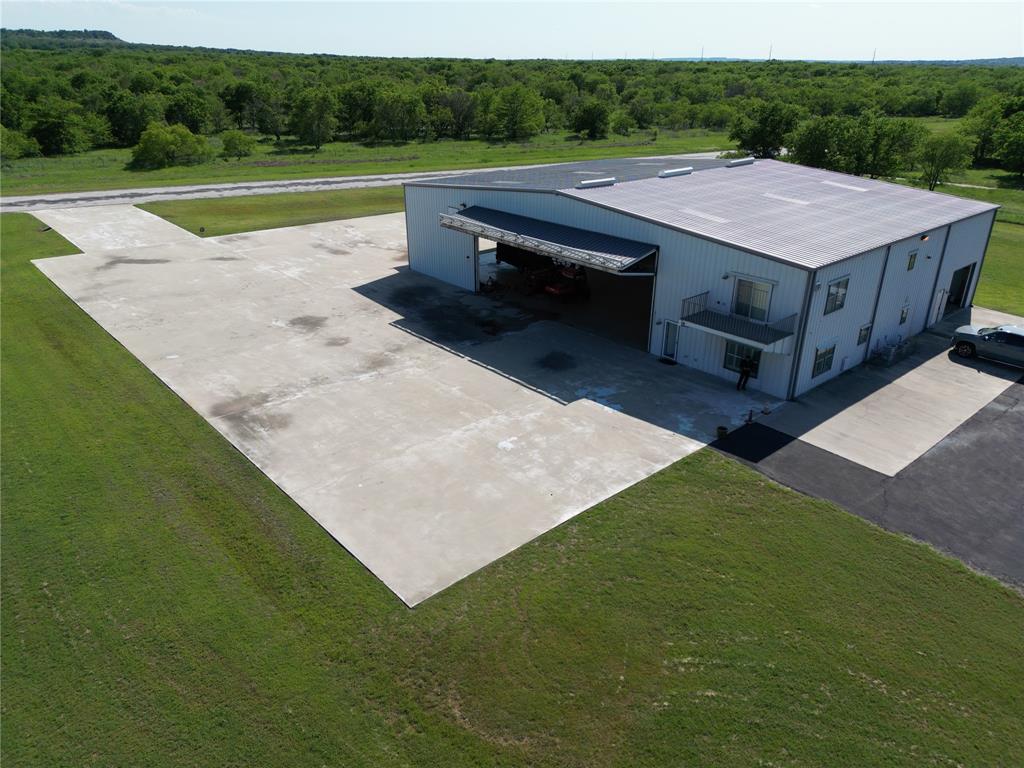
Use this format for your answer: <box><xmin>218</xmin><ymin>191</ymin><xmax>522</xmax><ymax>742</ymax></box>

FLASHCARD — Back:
<box><xmin>976</xmin><ymin>222</ymin><xmax>1024</xmax><ymax>314</ymax></box>
<box><xmin>140</xmin><ymin>186</ymin><xmax>406</xmax><ymax>237</ymax></box>
<box><xmin>3</xmin><ymin>209</ymin><xmax>1024</xmax><ymax>766</ymax></box>
<box><xmin>0</xmin><ymin>129</ymin><xmax>729</xmax><ymax>196</ymax></box>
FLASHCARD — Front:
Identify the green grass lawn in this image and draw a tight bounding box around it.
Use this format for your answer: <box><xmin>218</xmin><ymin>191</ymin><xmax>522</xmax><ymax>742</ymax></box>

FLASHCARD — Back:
<box><xmin>140</xmin><ymin>186</ymin><xmax>406</xmax><ymax>237</ymax></box>
<box><xmin>3</xmin><ymin>209</ymin><xmax>1024</xmax><ymax>766</ymax></box>
<box><xmin>0</xmin><ymin>129</ymin><xmax>729</xmax><ymax>197</ymax></box>
<box><xmin>975</xmin><ymin>221</ymin><xmax>1024</xmax><ymax>315</ymax></box>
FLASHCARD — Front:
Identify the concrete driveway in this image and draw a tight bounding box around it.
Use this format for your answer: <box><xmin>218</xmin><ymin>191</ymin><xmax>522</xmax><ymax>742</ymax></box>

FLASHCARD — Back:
<box><xmin>760</xmin><ymin>307</ymin><xmax>1022</xmax><ymax>476</ymax></box>
<box><xmin>34</xmin><ymin>205</ymin><xmax>774</xmax><ymax>605</ymax></box>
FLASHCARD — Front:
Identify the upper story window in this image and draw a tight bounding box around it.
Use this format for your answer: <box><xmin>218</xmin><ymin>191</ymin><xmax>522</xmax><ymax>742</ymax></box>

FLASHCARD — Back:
<box><xmin>907</xmin><ymin>251</ymin><xmax>917</xmax><ymax>271</ymax></box>
<box><xmin>733</xmin><ymin>278</ymin><xmax>772</xmax><ymax>322</ymax></box>
<box><xmin>824</xmin><ymin>277</ymin><xmax>850</xmax><ymax>315</ymax></box>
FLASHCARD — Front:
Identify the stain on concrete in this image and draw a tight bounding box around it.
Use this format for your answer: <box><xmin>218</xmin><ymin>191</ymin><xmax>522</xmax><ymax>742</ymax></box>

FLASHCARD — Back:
<box><xmin>96</xmin><ymin>257</ymin><xmax>171</xmax><ymax>271</ymax></box>
<box><xmin>325</xmin><ymin>336</ymin><xmax>351</xmax><ymax>347</ymax></box>
<box><xmin>207</xmin><ymin>256</ymin><xmax>243</xmax><ymax>262</ymax></box>
<box><xmin>288</xmin><ymin>315</ymin><xmax>328</xmax><ymax>332</ymax></box>
<box><xmin>313</xmin><ymin>243</ymin><xmax>350</xmax><ymax>256</ymax></box>
<box><xmin>360</xmin><ymin>352</ymin><xmax>395</xmax><ymax>373</ymax></box>
<box><xmin>536</xmin><ymin>351</ymin><xmax>577</xmax><ymax>371</ymax></box>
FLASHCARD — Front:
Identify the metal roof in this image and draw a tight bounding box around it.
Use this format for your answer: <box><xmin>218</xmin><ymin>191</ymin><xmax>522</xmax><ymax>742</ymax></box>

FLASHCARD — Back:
<box><xmin>561</xmin><ymin>159</ymin><xmax>998</xmax><ymax>270</ymax></box>
<box><xmin>439</xmin><ymin>205</ymin><xmax>657</xmax><ymax>273</ymax></box>
<box><xmin>408</xmin><ymin>155</ymin><xmax>729</xmax><ymax>192</ymax></box>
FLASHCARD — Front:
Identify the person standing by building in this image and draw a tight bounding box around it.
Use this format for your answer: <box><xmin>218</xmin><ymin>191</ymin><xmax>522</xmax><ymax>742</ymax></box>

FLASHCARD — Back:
<box><xmin>737</xmin><ymin>354</ymin><xmax>754</xmax><ymax>391</ymax></box>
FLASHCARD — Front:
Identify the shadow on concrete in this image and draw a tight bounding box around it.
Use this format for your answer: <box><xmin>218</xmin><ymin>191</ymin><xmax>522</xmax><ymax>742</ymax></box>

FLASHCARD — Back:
<box><xmin>353</xmin><ymin>266</ymin><xmax>779</xmax><ymax>444</ymax></box>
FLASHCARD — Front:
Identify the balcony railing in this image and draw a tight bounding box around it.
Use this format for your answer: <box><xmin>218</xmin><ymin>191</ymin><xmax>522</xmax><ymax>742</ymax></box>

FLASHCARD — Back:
<box><xmin>680</xmin><ymin>291</ymin><xmax>797</xmax><ymax>351</ymax></box>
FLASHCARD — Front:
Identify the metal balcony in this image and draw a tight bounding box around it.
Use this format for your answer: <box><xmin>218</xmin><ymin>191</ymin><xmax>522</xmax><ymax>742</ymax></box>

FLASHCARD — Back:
<box><xmin>680</xmin><ymin>292</ymin><xmax>797</xmax><ymax>354</ymax></box>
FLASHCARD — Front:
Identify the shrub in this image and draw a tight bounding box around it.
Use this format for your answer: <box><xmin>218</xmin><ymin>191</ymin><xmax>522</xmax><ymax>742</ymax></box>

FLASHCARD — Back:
<box><xmin>610</xmin><ymin>110</ymin><xmax>636</xmax><ymax>137</ymax></box>
<box><xmin>220</xmin><ymin>129</ymin><xmax>257</xmax><ymax>159</ymax></box>
<box><xmin>0</xmin><ymin>126</ymin><xmax>43</xmax><ymax>160</ymax></box>
<box><xmin>130</xmin><ymin>122</ymin><xmax>213</xmax><ymax>169</ymax></box>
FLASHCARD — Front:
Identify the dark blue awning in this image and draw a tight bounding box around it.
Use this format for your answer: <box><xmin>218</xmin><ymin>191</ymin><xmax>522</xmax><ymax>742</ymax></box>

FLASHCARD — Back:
<box><xmin>440</xmin><ymin>206</ymin><xmax>656</xmax><ymax>273</ymax></box>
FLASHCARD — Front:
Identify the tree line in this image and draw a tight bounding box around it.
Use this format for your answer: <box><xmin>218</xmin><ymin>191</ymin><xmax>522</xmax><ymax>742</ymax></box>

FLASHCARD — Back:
<box><xmin>728</xmin><ymin>96</ymin><xmax>1024</xmax><ymax>187</ymax></box>
<box><xmin>1</xmin><ymin>30</ymin><xmax>1022</xmax><ymax>179</ymax></box>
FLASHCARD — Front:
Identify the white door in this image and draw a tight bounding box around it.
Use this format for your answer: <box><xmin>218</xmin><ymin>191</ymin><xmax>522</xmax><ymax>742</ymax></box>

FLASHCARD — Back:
<box><xmin>663</xmin><ymin>321</ymin><xmax>680</xmax><ymax>360</ymax></box>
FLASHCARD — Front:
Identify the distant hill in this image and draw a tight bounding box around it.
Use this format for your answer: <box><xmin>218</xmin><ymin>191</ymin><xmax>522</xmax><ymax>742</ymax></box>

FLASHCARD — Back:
<box><xmin>0</xmin><ymin>29</ymin><xmax>127</xmax><ymax>50</ymax></box>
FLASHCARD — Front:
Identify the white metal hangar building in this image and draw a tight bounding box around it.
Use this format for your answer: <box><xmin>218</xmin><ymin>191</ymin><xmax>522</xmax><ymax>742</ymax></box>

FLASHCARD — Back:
<box><xmin>403</xmin><ymin>157</ymin><xmax>998</xmax><ymax>399</ymax></box>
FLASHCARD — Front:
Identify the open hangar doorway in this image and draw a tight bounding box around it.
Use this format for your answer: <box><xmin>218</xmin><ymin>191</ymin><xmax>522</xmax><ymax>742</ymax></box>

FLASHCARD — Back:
<box><xmin>442</xmin><ymin>206</ymin><xmax>658</xmax><ymax>351</ymax></box>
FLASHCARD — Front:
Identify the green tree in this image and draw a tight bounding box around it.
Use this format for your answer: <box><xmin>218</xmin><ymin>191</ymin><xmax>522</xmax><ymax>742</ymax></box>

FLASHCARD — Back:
<box><xmin>940</xmin><ymin>81</ymin><xmax>980</xmax><ymax>118</ymax></box>
<box><xmin>962</xmin><ymin>97</ymin><xmax>1006</xmax><ymax>163</ymax></box>
<box><xmin>610</xmin><ymin>110</ymin><xmax>635</xmax><ymax>136</ymax></box>
<box><xmin>27</xmin><ymin>99</ymin><xmax>90</xmax><ymax>155</ymax></box>
<box><xmin>788</xmin><ymin>116</ymin><xmax>843</xmax><ymax>169</ymax></box>
<box><xmin>130</xmin><ymin>122</ymin><xmax>213</xmax><ymax>169</ymax></box>
<box><xmin>572</xmin><ymin>97</ymin><xmax>611</xmax><ymax>140</ymax></box>
<box><xmin>917</xmin><ymin>132</ymin><xmax>974</xmax><ymax>190</ymax></box>
<box><xmin>220</xmin><ymin>129</ymin><xmax>257</xmax><ymax>159</ymax></box>
<box><xmin>729</xmin><ymin>100</ymin><xmax>801</xmax><ymax>158</ymax></box>
<box><xmin>371</xmin><ymin>87</ymin><xmax>426</xmax><ymax>142</ymax></box>
<box><xmin>493</xmin><ymin>85</ymin><xmax>544</xmax><ymax>141</ymax></box>
<box><xmin>994</xmin><ymin>112</ymin><xmax>1024</xmax><ymax>176</ymax></box>
<box><xmin>290</xmin><ymin>87</ymin><xmax>338</xmax><ymax>150</ymax></box>
<box><xmin>626</xmin><ymin>90</ymin><xmax>656</xmax><ymax>129</ymax></box>
<box><xmin>221</xmin><ymin>81</ymin><xmax>261</xmax><ymax>130</ymax></box>
<box><xmin>337</xmin><ymin>80</ymin><xmax>381</xmax><ymax>137</ymax></box>
<box><xmin>165</xmin><ymin>87</ymin><xmax>209</xmax><ymax>134</ymax></box>
<box><xmin>106</xmin><ymin>90</ymin><xmax>165</xmax><ymax>147</ymax></box>
<box><xmin>255</xmin><ymin>87</ymin><xmax>287</xmax><ymax>141</ymax></box>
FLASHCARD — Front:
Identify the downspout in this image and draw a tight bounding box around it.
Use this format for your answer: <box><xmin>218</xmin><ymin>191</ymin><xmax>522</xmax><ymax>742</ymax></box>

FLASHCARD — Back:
<box><xmin>863</xmin><ymin>244</ymin><xmax>892</xmax><ymax>356</ymax></box>
<box><xmin>786</xmin><ymin>268</ymin><xmax>817</xmax><ymax>400</ymax></box>
<box><xmin>926</xmin><ymin>225</ymin><xmax>952</xmax><ymax>327</ymax></box>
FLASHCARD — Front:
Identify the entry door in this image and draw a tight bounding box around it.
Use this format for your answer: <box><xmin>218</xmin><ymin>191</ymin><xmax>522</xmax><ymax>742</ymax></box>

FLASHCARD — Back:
<box><xmin>662</xmin><ymin>321</ymin><xmax>680</xmax><ymax>360</ymax></box>
<box><xmin>945</xmin><ymin>263</ymin><xmax>975</xmax><ymax>315</ymax></box>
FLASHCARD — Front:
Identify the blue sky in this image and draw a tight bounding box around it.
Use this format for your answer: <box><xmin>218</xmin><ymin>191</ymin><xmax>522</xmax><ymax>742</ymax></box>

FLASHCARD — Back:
<box><xmin>2</xmin><ymin>1</ymin><xmax>1021</xmax><ymax>61</ymax></box>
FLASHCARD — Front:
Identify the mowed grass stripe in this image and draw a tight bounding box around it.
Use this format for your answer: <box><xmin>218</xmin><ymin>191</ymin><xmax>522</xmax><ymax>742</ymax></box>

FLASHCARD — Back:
<box><xmin>139</xmin><ymin>185</ymin><xmax>405</xmax><ymax>237</ymax></box>
<box><xmin>2</xmin><ymin>211</ymin><xmax>1023</xmax><ymax>766</ymax></box>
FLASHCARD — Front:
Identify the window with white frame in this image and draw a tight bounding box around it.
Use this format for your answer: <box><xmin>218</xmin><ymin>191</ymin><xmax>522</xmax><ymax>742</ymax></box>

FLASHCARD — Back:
<box><xmin>812</xmin><ymin>344</ymin><xmax>836</xmax><ymax>378</ymax></box>
<box><xmin>857</xmin><ymin>324</ymin><xmax>872</xmax><ymax>345</ymax></box>
<box><xmin>723</xmin><ymin>341</ymin><xmax>762</xmax><ymax>378</ymax></box>
<box><xmin>907</xmin><ymin>251</ymin><xmax>917</xmax><ymax>271</ymax></box>
<box><xmin>733</xmin><ymin>278</ymin><xmax>772</xmax><ymax>322</ymax></box>
<box><xmin>824</xmin><ymin>276</ymin><xmax>850</xmax><ymax>315</ymax></box>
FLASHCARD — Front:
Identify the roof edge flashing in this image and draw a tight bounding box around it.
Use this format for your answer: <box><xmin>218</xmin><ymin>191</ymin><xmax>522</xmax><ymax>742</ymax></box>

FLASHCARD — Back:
<box><xmin>575</xmin><ymin>177</ymin><xmax>617</xmax><ymax>189</ymax></box>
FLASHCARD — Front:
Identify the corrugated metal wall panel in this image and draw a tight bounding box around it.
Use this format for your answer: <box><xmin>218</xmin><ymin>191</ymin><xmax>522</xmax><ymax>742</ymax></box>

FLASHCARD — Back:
<box><xmin>928</xmin><ymin>212</ymin><xmax>996</xmax><ymax>325</ymax></box>
<box><xmin>794</xmin><ymin>246</ymin><xmax>887</xmax><ymax>396</ymax></box>
<box><xmin>405</xmin><ymin>185</ymin><xmax>477</xmax><ymax>291</ymax></box>
<box><xmin>871</xmin><ymin>225</ymin><xmax>948</xmax><ymax>348</ymax></box>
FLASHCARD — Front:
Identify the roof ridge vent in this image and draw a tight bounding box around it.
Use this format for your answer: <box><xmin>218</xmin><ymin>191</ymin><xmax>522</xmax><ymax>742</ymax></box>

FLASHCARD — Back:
<box><xmin>576</xmin><ymin>177</ymin><xmax>616</xmax><ymax>189</ymax></box>
<box><xmin>657</xmin><ymin>167</ymin><xmax>694</xmax><ymax>178</ymax></box>
<box><xmin>727</xmin><ymin>157</ymin><xmax>755</xmax><ymax>167</ymax></box>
